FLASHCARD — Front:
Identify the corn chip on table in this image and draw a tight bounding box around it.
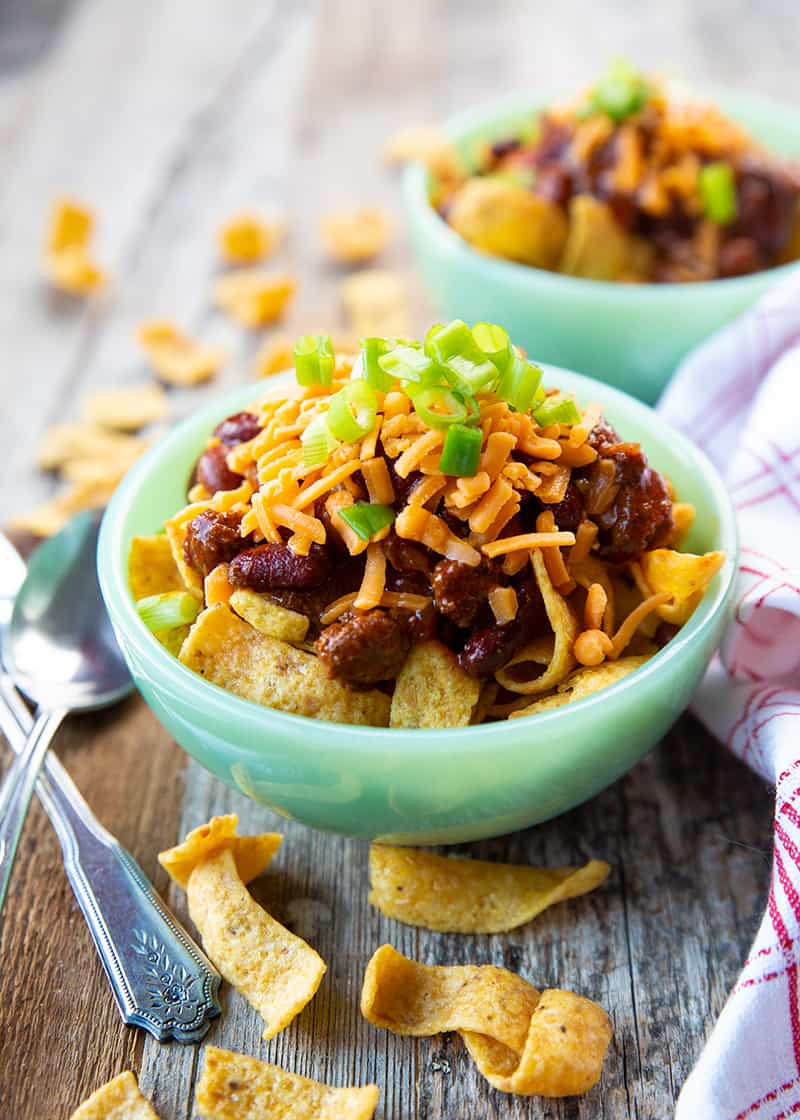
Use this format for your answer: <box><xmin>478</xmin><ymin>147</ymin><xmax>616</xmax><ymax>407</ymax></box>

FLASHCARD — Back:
<box><xmin>1</xmin><ymin>0</ymin><xmax>793</xmax><ymax>1115</ymax></box>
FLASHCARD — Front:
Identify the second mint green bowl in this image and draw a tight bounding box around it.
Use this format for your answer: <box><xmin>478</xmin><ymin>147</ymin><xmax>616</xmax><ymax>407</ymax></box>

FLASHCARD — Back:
<box><xmin>98</xmin><ymin>370</ymin><xmax>737</xmax><ymax>844</ymax></box>
<box><xmin>404</xmin><ymin>89</ymin><xmax>800</xmax><ymax>404</ymax></box>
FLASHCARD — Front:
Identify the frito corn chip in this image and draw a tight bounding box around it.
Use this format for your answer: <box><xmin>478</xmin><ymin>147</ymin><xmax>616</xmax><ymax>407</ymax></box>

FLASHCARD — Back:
<box><xmin>164</xmin><ymin>501</ymin><xmax>210</xmax><ymax>592</ymax></box>
<box><xmin>361</xmin><ymin>946</ymin><xmax>611</xmax><ymax>1099</ymax></box>
<box><xmin>9</xmin><ymin>479</ymin><xmax>115</xmax><ymax>539</ymax></box>
<box><xmin>82</xmin><ymin>383</ymin><xmax>167</xmax><ymax>431</ymax></box>
<box><xmin>137</xmin><ymin>321</ymin><xmax>225</xmax><ymax>386</ymax></box>
<box><xmin>320</xmin><ymin>206</ymin><xmax>392</xmax><ymax>264</ymax></box>
<box><xmin>37</xmin><ymin>423</ymin><xmax>147</xmax><ymax>472</ymax></box>
<box><xmin>128</xmin><ymin>534</ymin><xmax>185</xmax><ymax>601</ymax></box>
<box><xmin>340</xmin><ymin>269</ymin><xmax>410</xmax><ymax>338</ymax></box>
<box><xmin>389</xmin><ymin>640</ymin><xmax>481</xmax><ymax>728</ymax></box>
<box><xmin>465</xmin><ymin>989</ymin><xmax>613</xmax><ymax>1097</ymax></box>
<box><xmin>448</xmin><ymin>178</ymin><xmax>569</xmax><ymax>269</ymax></box>
<box><xmin>45</xmin><ymin>199</ymin><xmax>106</xmax><ymax>295</ymax></box>
<box><xmin>509</xmin><ymin>655</ymin><xmax>650</xmax><ymax>719</ymax></box>
<box><xmin>668</xmin><ymin>502</ymin><xmax>696</xmax><ymax>547</ymax></box>
<box><xmin>368</xmin><ymin>845</ymin><xmax>610</xmax><ymax>933</ymax></box>
<box><xmin>68</xmin><ymin>1071</ymin><xmax>161</xmax><ymax>1120</ymax></box>
<box><xmin>558</xmin><ymin>194</ymin><xmax>649</xmax><ymax>281</ymax></box>
<box><xmin>495</xmin><ymin>550</ymin><xmax>577</xmax><ymax>695</ymax></box>
<box><xmin>214</xmin><ymin>271</ymin><xmax>296</xmax><ymax>328</ymax></box>
<box><xmin>196</xmin><ymin>1047</ymin><xmax>379</xmax><ymax>1120</ymax></box>
<box><xmin>160</xmin><ymin>822</ymin><xmax>325</xmax><ymax>1039</ymax></box>
<box><xmin>383</xmin><ymin>125</ymin><xmax>465</xmax><ymax>183</ymax></box>
<box><xmin>179</xmin><ymin>604</ymin><xmax>391</xmax><ymax>725</ymax></box>
<box><xmin>158</xmin><ymin>813</ymin><xmax>282</xmax><ymax>889</ymax></box>
<box><xmin>218</xmin><ymin>211</ymin><xmax>285</xmax><ymax>265</ymax></box>
<box><xmin>640</xmin><ymin>548</ymin><xmax>726</xmax><ymax>625</ymax></box>
<box><xmin>229</xmin><ymin>589</ymin><xmax>309</xmax><ymax>643</ymax></box>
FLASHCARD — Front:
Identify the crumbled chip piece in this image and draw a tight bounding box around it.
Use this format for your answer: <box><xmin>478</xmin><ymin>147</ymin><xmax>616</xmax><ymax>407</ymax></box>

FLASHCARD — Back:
<box><xmin>196</xmin><ymin>1046</ymin><xmax>379</xmax><ymax>1120</ymax></box>
<box><xmin>37</xmin><ymin>423</ymin><xmax>147</xmax><ymax>472</ymax></box>
<box><xmin>229</xmin><ymin>589</ymin><xmax>309</xmax><ymax>643</ymax></box>
<box><xmin>128</xmin><ymin>534</ymin><xmax>185</xmax><ymax>601</ymax></box>
<box><xmin>137</xmin><ymin>321</ymin><xmax>225</xmax><ymax>386</ymax></box>
<box><xmin>383</xmin><ymin>125</ymin><xmax>465</xmax><ymax>183</ymax></box>
<box><xmin>339</xmin><ymin>269</ymin><xmax>410</xmax><ymax>338</ymax></box>
<box><xmin>82</xmin><ymin>383</ymin><xmax>167</xmax><ymax>431</ymax></box>
<box><xmin>218</xmin><ymin>211</ymin><xmax>285</xmax><ymax>264</ymax></box>
<box><xmin>158</xmin><ymin>813</ymin><xmax>281</xmax><ymax>890</ymax></box>
<box><xmin>390</xmin><ymin>640</ymin><xmax>480</xmax><ymax>728</ymax></box>
<box><xmin>214</xmin><ymin>271</ymin><xmax>296</xmax><ymax>328</ymax></box>
<box><xmin>9</xmin><ymin>479</ymin><xmax>116</xmax><ymax>538</ymax></box>
<box><xmin>45</xmin><ymin>198</ymin><xmax>106</xmax><ymax>296</ymax></box>
<box><xmin>179</xmin><ymin>604</ymin><xmax>390</xmax><ymax>725</ymax></box>
<box><xmin>68</xmin><ymin>1071</ymin><xmax>161</xmax><ymax>1120</ymax></box>
<box><xmin>320</xmin><ymin>206</ymin><xmax>392</xmax><ymax>264</ymax></box>
<box><xmin>361</xmin><ymin>945</ymin><xmax>611</xmax><ymax>1099</ymax></box>
<box><xmin>368</xmin><ymin>845</ymin><xmax>610</xmax><ymax>933</ymax></box>
<box><xmin>510</xmin><ymin>655</ymin><xmax>650</xmax><ymax>719</ymax></box>
<box><xmin>161</xmin><ymin>828</ymin><xmax>325</xmax><ymax>1038</ymax></box>
<box><xmin>640</xmin><ymin>548</ymin><xmax>726</xmax><ymax>625</ymax></box>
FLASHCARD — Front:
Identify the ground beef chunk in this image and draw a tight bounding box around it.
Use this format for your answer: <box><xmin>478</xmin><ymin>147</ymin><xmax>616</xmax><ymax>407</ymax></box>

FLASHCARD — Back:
<box><xmin>229</xmin><ymin>542</ymin><xmax>329</xmax><ymax>591</ymax></box>
<box><xmin>538</xmin><ymin>482</ymin><xmax>584</xmax><ymax>533</ymax></box>
<box><xmin>384</xmin><ymin>532</ymin><xmax>431</xmax><ymax>577</ymax></box>
<box><xmin>733</xmin><ymin>164</ymin><xmax>799</xmax><ymax>262</ymax></box>
<box><xmin>195</xmin><ymin>444</ymin><xmax>244</xmax><ymax>493</ymax></box>
<box><xmin>431</xmin><ymin>558</ymin><xmax>496</xmax><ymax>628</ymax></box>
<box><xmin>213</xmin><ymin>411</ymin><xmax>262</xmax><ymax>446</ymax></box>
<box><xmin>579</xmin><ymin>420</ymin><xmax>674</xmax><ymax>563</ymax></box>
<box><xmin>316</xmin><ymin>609</ymin><xmax>412</xmax><ymax>683</ymax></box>
<box><xmin>183</xmin><ymin>510</ymin><xmax>247</xmax><ymax>576</ymax></box>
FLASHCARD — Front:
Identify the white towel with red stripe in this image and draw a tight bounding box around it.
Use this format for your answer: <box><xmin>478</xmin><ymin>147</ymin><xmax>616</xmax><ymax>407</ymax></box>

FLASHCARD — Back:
<box><xmin>657</xmin><ymin>269</ymin><xmax>800</xmax><ymax>1120</ymax></box>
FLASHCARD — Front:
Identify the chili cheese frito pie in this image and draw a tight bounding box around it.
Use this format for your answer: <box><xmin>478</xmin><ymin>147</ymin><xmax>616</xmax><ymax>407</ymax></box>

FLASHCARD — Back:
<box><xmin>129</xmin><ymin>320</ymin><xmax>724</xmax><ymax>728</ymax></box>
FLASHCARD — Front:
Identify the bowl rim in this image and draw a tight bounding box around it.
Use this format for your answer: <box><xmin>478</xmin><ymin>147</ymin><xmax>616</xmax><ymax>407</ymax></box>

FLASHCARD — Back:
<box><xmin>402</xmin><ymin>85</ymin><xmax>800</xmax><ymax>299</ymax></box>
<box><xmin>98</xmin><ymin>368</ymin><xmax>738</xmax><ymax>753</ymax></box>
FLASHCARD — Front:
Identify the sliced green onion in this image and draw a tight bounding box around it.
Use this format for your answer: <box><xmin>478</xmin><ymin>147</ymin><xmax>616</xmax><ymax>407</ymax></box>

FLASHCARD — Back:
<box><xmin>699</xmin><ymin>161</ymin><xmax>738</xmax><ymax>225</ymax></box>
<box><xmin>445</xmin><ymin>353</ymin><xmax>498</xmax><ymax>393</ymax></box>
<box><xmin>301</xmin><ymin>414</ymin><xmax>339</xmax><ymax>468</ymax></box>
<box><xmin>361</xmin><ymin>338</ymin><xmax>395</xmax><ymax>391</ymax></box>
<box><xmin>579</xmin><ymin>59</ymin><xmax>650</xmax><ymax>124</ymax></box>
<box><xmin>472</xmin><ymin>322</ymin><xmax>513</xmax><ymax>373</ymax></box>
<box><xmin>137</xmin><ymin>591</ymin><xmax>200</xmax><ymax>633</ymax></box>
<box><xmin>378</xmin><ymin>344</ymin><xmax>437</xmax><ymax>384</ymax></box>
<box><xmin>413</xmin><ymin>386</ymin><xmax>469</xmax><ymax>429</ymax></box>
<box><xmin>533</xmin><ymin>393</ymin><xmax>581</xmax><ymax>427</ymax></box>
<box><xmin>294</xmin><ymin>334</ymin><xmax>335</xmax><ymax>387</ymax></box>
<box><xmin>326</xmin><ymin>379</ymin><xmax>378</xmax><ymax>443</ymax></box>
<box><xmin>338</xmin><ymin>502</ymin><xmax>395</xmax><ymax>542</ymax></box>
<box><xmin>424</xmin><ymin>319</ymin><xmax>477</xmax><ymax>363</ymax></box>
<box><xmin>497</xmin><ymin>353</ymin><xmax>543</xmax><ymax>413</ymax></box>
<box><xmin>438</xmin><ymin>423</ymin><xmax>483</xmax><ymax>477</ymax></box>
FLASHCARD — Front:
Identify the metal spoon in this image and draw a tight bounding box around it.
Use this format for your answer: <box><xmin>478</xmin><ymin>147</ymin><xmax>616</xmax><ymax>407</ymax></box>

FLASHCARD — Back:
<box><xmin>0</xmin><ymin>521</ymin><xmax>221</xmax><ymax>1040</ymax></box>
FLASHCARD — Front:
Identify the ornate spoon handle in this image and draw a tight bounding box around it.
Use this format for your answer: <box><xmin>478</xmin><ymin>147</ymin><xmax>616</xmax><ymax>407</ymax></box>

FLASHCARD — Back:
<box><xmin>0</xmin><ymin>672</ymin><xmax>220</xmax><ymax>1043</ymax></box>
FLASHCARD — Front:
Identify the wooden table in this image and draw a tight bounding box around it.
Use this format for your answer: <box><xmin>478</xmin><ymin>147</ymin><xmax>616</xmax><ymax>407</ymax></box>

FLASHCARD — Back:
<box><xmin>0</xmin><ymin>1</ymin><xmax>791</xmax><ymax>1116</ymax></box>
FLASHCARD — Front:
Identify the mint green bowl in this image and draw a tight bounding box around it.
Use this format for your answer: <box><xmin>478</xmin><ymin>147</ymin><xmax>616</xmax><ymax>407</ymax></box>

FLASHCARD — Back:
<box><xmin>404</xmin><ymin>89</ymin><xmax>800</xmax><ymax>404</ymax></box>
<box><xmin>98</xmin><ymin>370</ymin><xmax>737</xmax><ymax>844</ymax></box>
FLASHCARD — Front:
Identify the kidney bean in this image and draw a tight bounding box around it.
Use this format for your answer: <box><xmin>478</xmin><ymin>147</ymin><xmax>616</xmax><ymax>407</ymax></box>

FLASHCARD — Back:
<box><xmin>538</xmin><ymin>482</ymin><xmax>584</xmax><ymax>533</ymax></box>
<box><xmin>458</xmin><ymin>622</ymin><xmax>520</xmax><ymax>678</ymax></box>
<box><xmin>184</xmin><ymin>510</ymin><xmax>247</xmax><ymax>576</ymax></box>
<box><xmin>316</xmin><ymin>610</ymin><xmax>411</xmax><ymax>683</ymax></box>
<box><xmin>719</xmin><ymin>236</ymin><xmax>760</xmax><ymax>277</ymax></box>
<box><xmin>655</xmin><ymin>621</ymin><xmax>680</xmax><ymax>648</ymax></box>
<box><xmin>213</xmin><ymin>411</ymin><xmax>262</xmax><ymax>446</ymax></box>
<box><xmin>196</xmin><ymin>444</ymin><xmax>244</xmax><ymax>493</ymax></box>
<box><xmin>228</xmin><ymin>542</ymin><xmax>329</xmax><ymax>591</ymax></box>
<box><xmin>384</xmin><ymin>533</ymin><xmax>431</xmax><ymax>577</ymax></box>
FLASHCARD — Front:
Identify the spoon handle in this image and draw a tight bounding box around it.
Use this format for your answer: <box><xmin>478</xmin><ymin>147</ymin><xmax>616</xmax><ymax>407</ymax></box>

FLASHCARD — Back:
<box><xmin>0</xmin><ymin>705</ymin><xmax>66</xmax><ymax>911</ymax></box>
<box><xmin>0</xmin><ymin>680</ymin><xmax>221</xmax><ymax>1042</ymax></box>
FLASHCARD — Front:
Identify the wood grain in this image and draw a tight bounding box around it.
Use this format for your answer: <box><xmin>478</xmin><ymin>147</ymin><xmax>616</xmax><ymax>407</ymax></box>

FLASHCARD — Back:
<box><xmin>0</xmin><ymin>0</ymin><xmax>791</xmax><ymax>1116</ymax></box>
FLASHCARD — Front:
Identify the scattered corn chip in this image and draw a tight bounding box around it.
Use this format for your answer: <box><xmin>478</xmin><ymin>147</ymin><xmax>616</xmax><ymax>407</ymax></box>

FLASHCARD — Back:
<box><xmin>214</xmin><ymin>271</ymin><xmax>296</xmax><ymax>328</ymax></box>
<box><xmin>179</xmin><ymin>604</ymin><xmax>390</xmax><ymax>725</ymax></box>
<box><xmin>137</xmin><ymin>321</ymin><xmax>225</xmax><ymax>386</ymax></box>
<box><xmin>339</xmin><ymin>269</ymin><xmax>410</xmax><ymax>337</ymax></box>
<box><xmin>160</xmin><ymin>816</ymin><xmax>325</xmax><ymax>1039</ymax></box>
<box><xmin>196</xmin><ymin>1046</ymin><xmax>379</xmax><ymax>1120</ymax></box>
<box><xmin>495</xmin><ymin>550</ymin><xmax>577</xmax><ymax>695</ymax></box>
<box><xmin>389</xmin><ymin>640</ymin><xmax>480</xmax><ymax>728</ymax></box>
<box><xmin>320</xmin><ymin>206</ymin><xmax>392</xmax><ymax>264</ymax></box>
<box><xmin>68</xmin><ymin>1071</ymin><xmax>161</xmax><ymax>1120</ymax></box>
<box><xmin>383</xmin><ymin>125</ymin><xmax>465</xmax><ymax>183</ymax></box>
<box><xmin>82</xmin><ymin>383</ymin><xmax>167</xmax><ymax>431</ymax></box>
<box><xmin>37</xmin><ymin>423</ymin><xmax>147</xmax><ymax>472</ymax></box>
<box><xmin>45</xmin><ymin>198</ymin><xmax>106</xmax><ymax>295</ymax></box>
<box><xmin>128</xmin><ymin>534</ymin><xmax>185</xmax><ymax>601</ymax></box>
<box><xmin>361</xmin><ymin>945</ymin><xmax>611</xmax><ymax>1099</ymax></box>
<box><xmin>229</xmin><ymin>589</ymin><xmax>309</xmax><ymax>643</ymax></box>
<box><xmin>158</xmin><ymin>814</ymin><xmax>281</xmax><ymax>890</ymax></box>
<box><xmin>509</xmin><ymin>655</ymin><xmax>650</xmax><ymax>719</ymax></box>
<box><xmin>218</xmin><ymin>211</ymin><xmax>285</xmax><ymax>265</ymax></box>
<box><xmin>368</xmin><ymin>845</ymin><xmax>610</xmax><ymax>933</ymax></box>
<box><xmin>640</xmin><ymin>548</ymin><xmax>725</xmax><ymax>625</ymax></box>
<box><xmin>9</xmin><ymin>479</ymin><xmax>115</xmax><ymax>538</ymax></box>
